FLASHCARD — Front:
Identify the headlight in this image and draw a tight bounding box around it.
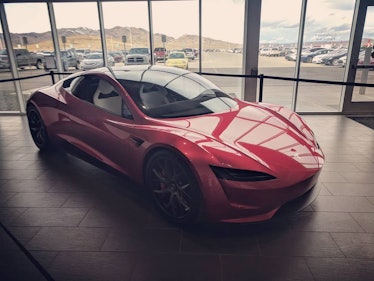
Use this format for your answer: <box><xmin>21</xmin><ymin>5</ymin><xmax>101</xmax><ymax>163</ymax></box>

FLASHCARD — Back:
<box><xmin>210</xmin><ymin>166</ymin><xmax>276</xmax><ymax>182</ymax></box>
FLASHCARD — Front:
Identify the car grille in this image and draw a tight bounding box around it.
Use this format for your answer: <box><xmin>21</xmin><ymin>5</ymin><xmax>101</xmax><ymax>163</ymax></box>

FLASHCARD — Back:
<box><xmin>128</xmin><ymin>57</ymin><xmax>145</xmax><ymax>63</ymax></box>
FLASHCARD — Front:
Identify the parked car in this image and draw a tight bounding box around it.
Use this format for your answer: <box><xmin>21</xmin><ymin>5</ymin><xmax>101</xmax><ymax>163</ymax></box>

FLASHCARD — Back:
<box><xmin>0</xmin><ymin>48</ymin><xmax>44</xmax><ymax>69</ymax></box>
<box><xmin>260</xmin><ymin>48</ymin><xmax>271</xmax><ymax>56</ymax></box>
<box><xmin>323</xmin><ymin>50</ymin><xmax>347</xmax><ymax>66</ymax></box>
<box><xmin>75</xmin><ymin>49</ymin><xmax>90</xmax><ymax>60</ymax></box>
<box><xmin>165</xmin><ymin>51</ymin><xmax>188</xmax><ymax>69</ymax></box>
<box><xmin>301</xmin><ymin>48</ymin><xmax>330</xmax><ymax>63</ymax></box>
<box><xmin>312</xmin><ymin>52</ymin><xmax>335</xmax><ymax>64</ymax></box>
<box><xmin>285</xmin><ymin>52</ymin><xmax>297</xmax><ymax>61</ymax></box>
<box><xmin>44</xmin><ymin>49</ymin><xmax>81</xmax><ymax>71</ymax></box>
<box><xmin>124</xmin><ymin>47</ymin><xmax>151</xmax><ymax>65</ymax></box>
<box><xmin>268</xmin><ymin>47</ymin><xmax>282</xmax><ymax>57</ymax></box>
<box><xmin>81</xmin><ymin>52</ymin><xmax>114</xmax><ymax>70</ymax></box>
<box><xmin>337</xmin><ymin>55</ymin><xmax>347</xmax><ymax>67</ymax></box>
<box><xmin>154</xmin><ymin>47</ymin><xmax>167</xmax><ymax>62</ymax></box>
<box><xmin>182</xmin><ymin>48</ymin><xmax>195</xmax><ymax>60</ymax></box>
<box><xmin>26</xmin><ymin>65</ymin><xmax>324</xmax><ymax>224</ymax></box>
<box><xmin>109</xmin><ymin>51</ymin><xmax>124</xmax><ymax>63</ymax></box>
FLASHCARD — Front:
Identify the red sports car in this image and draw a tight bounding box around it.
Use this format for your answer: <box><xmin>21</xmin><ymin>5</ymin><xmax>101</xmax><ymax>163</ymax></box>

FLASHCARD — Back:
<box><xmin>26</xmin><ymin>65</ymin><xmax>324</xmax><ymax>224</ymax></box>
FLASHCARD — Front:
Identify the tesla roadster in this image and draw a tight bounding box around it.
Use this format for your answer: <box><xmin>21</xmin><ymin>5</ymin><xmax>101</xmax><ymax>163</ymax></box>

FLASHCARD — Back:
<box><xmin>26</xmin><ymin>65</ymin><xmax>324</xmax><ymax>224</ymax></box>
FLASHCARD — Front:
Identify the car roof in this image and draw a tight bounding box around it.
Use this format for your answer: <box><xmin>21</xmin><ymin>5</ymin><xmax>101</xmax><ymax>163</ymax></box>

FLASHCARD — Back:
<box><xmin>79</xmin><ymin>65</ymin><xmax>189</xmax><ymax>83</ymax></box>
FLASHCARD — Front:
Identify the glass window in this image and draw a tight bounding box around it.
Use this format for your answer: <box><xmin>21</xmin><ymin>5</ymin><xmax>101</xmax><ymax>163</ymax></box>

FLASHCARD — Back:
<box><xmin>297</xmin><ymin>0</ymin><xmax>355</xmax><ymax>112</ymax></box>
<box><xmin>54</xmin><ymin>2</ymin><xmax>100</xmax><ymax>71</ymax></box>
<box><xmin>3</xmin><ymin>3</ymin><xmax>55</xmax><ymax>111</ymax></box>
<box><xmin>201</xmin><ymin>0</ymin><xmax>245</xmax><ymax>97</ymax></box>
<box><xmin>102</xmin><ymin>1</ymin><xmax>149</xmax><ymax>67</ymax></box>
<box><xmin>259</xmin><ymin>0</ymin><xmax>302</xmax><ymax>109</ymax></box>
<box><xmin>0</xmin><ymin>22</ymin><xmax>19</xmax><ymax>111</ymax></box>
<box><xmin>152</xmin><ymin>0</ymin><xmax>198</xmax><ymax>66</ymax></box>
<box><xmin>351</xmin><ymin>6</ymin><xmax>374</xmax><ymax>102</ymax></box>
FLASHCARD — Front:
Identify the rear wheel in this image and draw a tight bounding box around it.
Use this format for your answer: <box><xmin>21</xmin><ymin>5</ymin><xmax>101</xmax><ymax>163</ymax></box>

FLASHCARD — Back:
<box><xmin>144</xmin><ymin>150</ymin><xmax>203</xmax><ymax>225</ymax></box>
<box><xmin>27</xmin><ymin>104</ymin><xmax>50</xmax><ymax>151</ymax></box>
<box><xmin>36</xmin><ymin>60</ymin><xmax>43</xmax><ymax>69</ymax></box>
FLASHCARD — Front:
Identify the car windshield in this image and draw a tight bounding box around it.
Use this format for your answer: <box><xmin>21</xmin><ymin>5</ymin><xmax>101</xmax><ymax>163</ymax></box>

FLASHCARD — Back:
<box><xmin>85</xmin><ymin>53</ymin><xmax>102</xmax><ymax>59</ymax></box>
<box><xmin>169</xmin><ymin>53</ymin><xmax>185</xmax><ymax>59</ymax></box>
<box><xmin>129</xmin><ymin>48</ymin><xmax>149</xmax><ymax>54</ymax></box>
<box><xmin>117</xmin><ymin>70</ymin><xmax>237</xmax><ymax>118</ymax></box>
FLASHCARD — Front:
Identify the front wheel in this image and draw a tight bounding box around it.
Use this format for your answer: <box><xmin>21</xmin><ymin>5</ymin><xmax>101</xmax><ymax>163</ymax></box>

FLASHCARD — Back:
<box><xmin>27</xmin><ymin>104</ymin><xmax>50</xmax><ymax>151</ymax></box>
<box><xmin>36</xmin><ymin>60</ymin><xmax>43</xmax><ymax>69</ymax></box>
<box><xmin>144</xmin><ymin>150</ymin><xmax>203</xmax><ymax>225</ymax></box>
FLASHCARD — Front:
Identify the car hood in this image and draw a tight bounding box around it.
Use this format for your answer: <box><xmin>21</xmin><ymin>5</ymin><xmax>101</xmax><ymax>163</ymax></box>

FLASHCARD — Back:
<box><xmin>167</xmin><ymin>58</ymin><xmax>187</xmax><ymax>63</ymax></box>
<box><xmin>127</xmin><ymin>54</ymin><xmax>148</xmax><ymax>58</ymax></box>
<box><xmin>154</xmin><ymin>102</ymin><xmax>324</xmax><ymax>171</ymax></box>
<box><xmin>82</xmin><ymin>59</ymin><xmax>103</xmax><ymax>63</ymax></box>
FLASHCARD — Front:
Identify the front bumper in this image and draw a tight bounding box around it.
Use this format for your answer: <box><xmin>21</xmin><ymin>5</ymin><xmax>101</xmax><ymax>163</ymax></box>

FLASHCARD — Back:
<box><xmin>204</xmin><ymin>170</ymin><xmax>322</xmax><ymax>223</ymax></box>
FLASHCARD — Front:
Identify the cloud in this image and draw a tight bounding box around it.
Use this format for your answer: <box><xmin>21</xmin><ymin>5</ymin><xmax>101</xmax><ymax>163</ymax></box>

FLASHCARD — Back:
<box><xmin>331</xmin><ymin>24</ymin><xmax>351</xmax><ymax>32</ymax></box>
<box><xmin>324</xmin><ymin>0</ymin><xmax>355</xmax><ymax>11</ymax></box>
<box><xmin>261</xmin><ymin>20</ymin><xmax>299</xmax><ymax>29</ymax></box>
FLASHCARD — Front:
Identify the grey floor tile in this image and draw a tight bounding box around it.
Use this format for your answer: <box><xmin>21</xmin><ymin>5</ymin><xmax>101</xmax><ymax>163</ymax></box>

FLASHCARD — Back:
<box><xmin>102</xmin><ymin>227</ymin><xmax>181</xmax><ymax>253</ymax></box>
<box><xmin>221</xmin><ymin>255</ymin><xmax>314</xmax><ymax>281</ymax></box>
<box><xmin>311</xmin><ymin>195</ymin><xmax>374</xmax><ymax>212</ymax></box>
<box><xmin>0</xmin><ymin>191</ymin><xmax>16</xmax><ymax>205</ymax></box>
<box><xmin>342</xmin><ymin>171</ymin><xmax>374</xmax><ymax>184</ymax></box>
<box><xmin>27</xmin><ymin>227</ymin><xmax>109</xmax><ymax>251</ymax></box>
<box><xmin>288</xmin><ymin>211</ymin><xmax>364</xmax><ymax>232</ymax></box>
<box><xmin>10</xmin><ymin>207</ymin><xmax>89</xmax><ymax>227</ymax></box>
<box><xmin>350</xmin><ymin>212</ymin><xmax>374</xmax><ymax>232</ymax></box>
<box><xmin>322</xmin><ymin>162</ymin><xmax>361</xmax><ymax>172</ymax></box>
<box><xmin>1</xmin><ymin>179</ymin><xmax>55</xmax><ymax>193</ymax></box>
<box><xmin>1</xmin><ymin>192</ymin><xmax>71</xmax><ymax>208</ymax></box>
<box><xmin>324</xmin><ymin>182</ymin><xmax>374</xmax><ymax>196</ymax></box>
<box><xmin>48</xmin><ymin>251</ymin><xmax>135</xmax><ymax>281</ymax></box>
<box><xmin>331</xmin><ymin>232</ymin><xmax>374</xmax><ymax>259</ymax></box>
<box><xmin>319</xmin><ymin>170</ymin><xmax>348</xmax><ymax>183</ymax></box>
<box><xmin>0</xmin><ymin>207</ymin><xmax>27</xmax><ymax>225</ymax></box>
<box><xmin>131</xmin><ymin>253</ymin><xmax>221</xmax><ymax>281</ymax></box>
<box><xmin>61</xmin><ymin>193</ymin><xmax>98</xmax><ymax>208</ymax></box>
<box><xmin>180</xmin><ymin>230</ymin><xmax>260</xmax><ymax>255</ymax></box>
<box><xmin>8</xmin><ymin>226</ymin><xmax>41</xmax><ymax>244</ymax></box>
<box><xmin>258</xmin><ymin>230</ymin><xmax>344</xmax><ymax>257</ymax></box>
<box><xmin>307</xmin><ymin>257</ymin><xmax>374</xmax><ymax>281</ymax></box>
<box><xmin>0</xmin><ymin>250</ymin><xmax>49</xmax><ymax>281</ymax></box>
<box><xmin>0</xmin><ymin>168</ymin><xmax>44</xmax><ymax>180</ymax></box>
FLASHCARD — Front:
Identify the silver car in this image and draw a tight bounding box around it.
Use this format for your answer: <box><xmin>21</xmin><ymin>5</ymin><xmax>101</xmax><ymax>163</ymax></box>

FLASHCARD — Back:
<box><xmin>124</xmin><ymin>48</ymin><xmax>151</xmax><ymax>65</ymax></box>
<box><xmin>81</xmin><ymin>53</ymin><xmax>115</xmax><ymax>70</ymax></box>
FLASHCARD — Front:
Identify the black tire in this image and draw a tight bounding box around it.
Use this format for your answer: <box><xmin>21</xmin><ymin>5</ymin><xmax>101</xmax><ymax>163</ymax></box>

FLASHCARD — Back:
<box><xmin>144</xmin><ymin>150</ymin><xmax>203</xmax><ymax>225</ymax></box>
<box><xmin>332</xmin><ymin>59</ymin><xmax>339</xmax><ymax>66</ymax></box>
<box><xmin>36</xmin><ymin>60</ymin><xmax>43</xmax><ymax>69</ymax></box>
<box><xmin>63</xmin><ymin>62</ymin><xmax>69</xmax><ymax>71</ymax></box>
<box><xmin>27</xmin><ymin>104</ymin><xmax>50</xmax><ymax>151</ymax></box>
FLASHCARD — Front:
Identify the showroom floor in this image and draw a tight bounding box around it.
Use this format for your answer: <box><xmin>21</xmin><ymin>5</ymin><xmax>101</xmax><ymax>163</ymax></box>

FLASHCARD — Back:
<box><xmin>0</xmin><ymin>115</ymin><xmax>374</xmax><ymax>281</ymax></box>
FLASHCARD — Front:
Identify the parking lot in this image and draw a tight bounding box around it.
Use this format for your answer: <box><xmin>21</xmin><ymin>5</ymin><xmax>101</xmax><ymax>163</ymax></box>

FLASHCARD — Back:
<box><xmin>0</xmin><ymin>52</ymin><xmax>373</xmax><ymax>112</ymax></box>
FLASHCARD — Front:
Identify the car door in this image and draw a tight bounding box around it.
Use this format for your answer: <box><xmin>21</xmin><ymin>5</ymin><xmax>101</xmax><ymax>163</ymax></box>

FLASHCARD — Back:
<box><xmin>57</xmin><ymin>74</ymin><xmax>137</xmax><ymax>175</ymax></box>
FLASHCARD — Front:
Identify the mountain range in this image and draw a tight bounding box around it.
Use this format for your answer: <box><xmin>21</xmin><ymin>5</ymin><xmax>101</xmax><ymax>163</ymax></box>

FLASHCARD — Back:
<box><xmin>4</xmin><ymin>26</ymin><xmax>242</xmax><ymax>52</ymax></box>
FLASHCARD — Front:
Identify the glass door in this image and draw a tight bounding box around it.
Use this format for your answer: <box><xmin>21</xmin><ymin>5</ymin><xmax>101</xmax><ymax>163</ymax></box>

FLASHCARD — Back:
<box><xmin>343</xmin><ymin>0</ymin><xmax>374</xmax><ymax>114</ymax></box>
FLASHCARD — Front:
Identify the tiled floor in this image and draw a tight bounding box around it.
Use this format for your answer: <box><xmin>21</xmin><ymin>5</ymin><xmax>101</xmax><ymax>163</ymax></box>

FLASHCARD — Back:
<box><xmin>0</xmin><ymin>115</ymin><xmax>374</xmax><ymax>281</ymax></box>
